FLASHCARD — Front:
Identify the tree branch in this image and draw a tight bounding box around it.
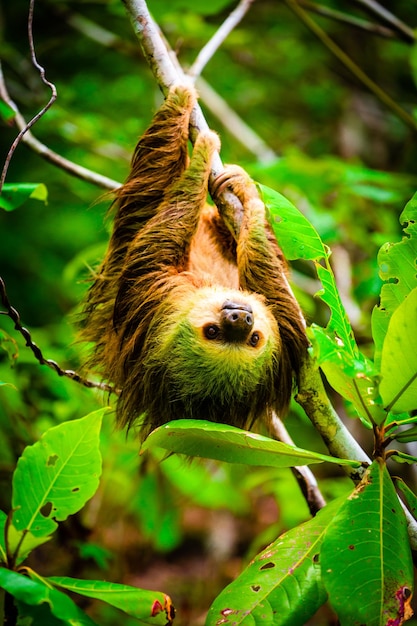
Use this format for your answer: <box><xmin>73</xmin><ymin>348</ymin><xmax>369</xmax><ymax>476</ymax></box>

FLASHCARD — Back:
<box><xmin>65</xmin><ymin>10</ymin><xmax>276</xmax><ymax>164</ymax></box>
<box><xmin>296</xmin><ymin>355</ymin><xmax>417</xmax><ymax>550</ymax></box>
<box><xmin>188</xmin><ymin>0</ymin><xmax>255</xmax><ymax>79</ymax></box>
<box><xmin>0</xmin><ymin>63</ymin><xmax>120</xmax><ymax>192</ymax></box>
<box><xmin>122</xmin><ymin>0</ymin><xmax>247</xmax><ymax>234</ymax></box>
<box><xmin>296</xmin><ymin>356</ymin><xmax>371</xmax><ymax>481</ymax></box>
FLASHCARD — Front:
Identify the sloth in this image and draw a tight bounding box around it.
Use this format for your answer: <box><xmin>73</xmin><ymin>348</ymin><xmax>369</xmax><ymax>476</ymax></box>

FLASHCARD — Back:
<box><xmin>80</xmin><ymin>85</ymin><xmax>308</xmax><ymax>439</ymax></box>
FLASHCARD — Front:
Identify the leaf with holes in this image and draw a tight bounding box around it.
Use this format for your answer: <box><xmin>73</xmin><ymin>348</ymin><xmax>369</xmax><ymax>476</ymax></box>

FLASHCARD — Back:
<box><xmin>321</xmin><ymin>459</ymin><xmax>414</xmax><ymax>626</ymax></box>
<box><xmin>48</xmin><ymin>577</ymin><xmax>174</xmax><ymax>625</ymax></box>
<box><xmin>206</xmin><ymin>499</ymin><xmax>343</xmax><ymax>626</ymax></box>
<box><xmin>12</xmin><ymin>409</ymin><xmax>104</xmax><ymax>540</ymax></box>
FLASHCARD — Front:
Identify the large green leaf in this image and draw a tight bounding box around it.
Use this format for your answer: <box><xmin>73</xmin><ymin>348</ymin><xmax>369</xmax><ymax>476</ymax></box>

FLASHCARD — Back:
<box><xmin>321</xmin><ymin>459</ymin><xmax>413</xmax><ymax>626</ymax></box>
<box><xmin>48</xmin><ymin>577</ymin><xmax>173</xmax><ymax>625</ymax></box>
<box><xmin>206</xmin><ymin>499</ymin><xmax>343</xmax><ymax>626</ymax></box>
<box><xmin>261</xmin><ymin>184</ymin><xmax>359</xmax><ymax>364</ymax></box>
<box><xmin>0</xmin><ymin>568</ymin><xmax>97</xmax><ymax>625</ymax></box>
<box><xmin>260</xmin><ymin>184</ymin><xmax>326</xmax><ymax>261</ymax></box>
<box><xmin>372</xmin><ymin>193</ymin><xmax>417</xmax><ymax>367</ymax></box>
<box><xmin>141</xmin><ymin>420</ymin><xmax>361</xmax><ymax>468</ymax></box>
<box><xmin>379</xmin><ymin>286</ymin><xmax>417</xmax><ymax>413</ymax></box>
<box><xmin>12</xmin><ymin>409</ymin><xmax>104</xmax><ymax>539</ymax></box>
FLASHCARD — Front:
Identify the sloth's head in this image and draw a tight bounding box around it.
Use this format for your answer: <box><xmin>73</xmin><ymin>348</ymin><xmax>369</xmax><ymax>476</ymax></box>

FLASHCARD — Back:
<box><xmin>141</xmin><ymin>286</ymin><xmax>282</xmax><ymax>429</ymax></box>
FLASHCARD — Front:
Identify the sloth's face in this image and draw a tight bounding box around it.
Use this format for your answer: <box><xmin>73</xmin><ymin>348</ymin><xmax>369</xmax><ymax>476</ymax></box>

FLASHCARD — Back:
<box><xmin>187</xmin><ymin>286</ymin><xmax>278</xmax><ymax>352</ymax></box>
<box><xmin>153</xmin><ymin>286</ymin><xmax>281</xmax><ymax>403</ymax></box>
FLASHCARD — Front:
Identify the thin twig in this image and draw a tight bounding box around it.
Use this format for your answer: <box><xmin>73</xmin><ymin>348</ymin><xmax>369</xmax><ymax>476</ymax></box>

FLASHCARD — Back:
<box><xmin>298</xmin><ymin>0</ymin><xmax>398</xmax><ymax>39</ymax></box>
<box><xmin>352</xmin><ymin>0</ymin><xmax>415</xmax><ymax>43</ymax></box>
<box><xmin>0</xmin><ymin>64</ymin><xmax>120</xmax><ymax>191</ymax></box>
<box><xmin>284</xmin><ymin>0</ymin><xmax>417</xmax><ymax>132</ymax></box>
<box><xmin>0</xmin><ymin>0</ymin><xmax>58</xmax><ymax>192</ymax></box>
<box><xmin>271</xmin><ymin>413</ymin><xmax>326</xmax><ymax>515</ymax></box>
<box><xmin>0</xmin><ymin>276</ymin><xmax>117</xmax><ymax>394</ymax></box>
<box><xmin>188</xmin><ymin>0</ymin><xmax>255</xmax><ymax>78</ymax></box>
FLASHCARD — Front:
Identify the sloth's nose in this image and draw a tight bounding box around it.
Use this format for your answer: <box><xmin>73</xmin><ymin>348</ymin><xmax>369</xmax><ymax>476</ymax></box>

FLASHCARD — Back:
<box><xmin>221</xmin><ymin>302</ymin><xmax>254</xmax><ymax>342</ymax></box>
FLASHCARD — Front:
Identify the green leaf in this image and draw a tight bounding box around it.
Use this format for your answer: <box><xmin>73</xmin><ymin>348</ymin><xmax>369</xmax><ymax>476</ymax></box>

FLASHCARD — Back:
<box><xmin>393</xmin><ymin>424</ymin><xmax>417</xmax><ymax>443</ymax></box>
<box><xmin>206</xmin><ymin>499</ymin><xmax>343</xmax><ymax>626</ymax></box>
<box><xmin>372</xmin><ymin>193</ymin><xmax>417</xmax><ymax>367</ymax></box>
<box><xmin>6</xmin><ymin>523</ymin><xmax>52</xmax><ymax>566</ymax></box>
<box><xmin>0</xmin><ymin>183</ymin><xmax>48</xmax><ymax>211</ymax></box>
<box><xmin>379</xmin><ymin>286</ymin><xmax>417</xmax><ymax>413</ymax></box>
<box><xmin>314</xmin><ymin>262</ymin><xmax>358</xmax><ymax>359</ymax></box>
<box><xmin>321</xmin><ymin>459</ymin><xmax>413</xmax><ymax>626</ymax></box>
<box><xmin>261</xmin><ymin>184</ymin><xmax>358</xmax><ymax>364</ymax></box>
<box><xmin>141</xmin><ymin>420</ymin><xmax>361</xmax><ymax>468</ymax></box>
<box><xmin>260</xmin><ymin>184</ymin><xmax>326</xmax><ymax>261</ymax></box>
<box><xmin>48</xmin><ymin>577</ymin><xmax>173</xmax><ymax>625</ymax></box>
<box><xmin>12</xmin><ymin>409</ymin><xmax>104</xmax><ymax>539</ymax></box>
<box><xmin>309</xmin><ymin>325</ymin><xmax>382</xmax><ymax>425</ymax></box>
<box><xmin>0</xmin><ymin>568</ymin><xmax>97</xmax><ymax>625</ymax></box>
<box><xmin>390</xmin><ymin>451</ymin><xmax>417</xmax><ymax>465</ymax></box>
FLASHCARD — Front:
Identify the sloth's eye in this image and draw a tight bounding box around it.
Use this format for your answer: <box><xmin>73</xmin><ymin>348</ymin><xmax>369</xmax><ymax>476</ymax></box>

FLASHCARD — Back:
<box><xmin>204</xmin><ymin>325</ymin><xmax>220</xmax><ymax>339</ymax></box>
<box><xmin>249</xmin><ymin>332</ymin><xmax>260</xmax><ymax>347</ymax></box>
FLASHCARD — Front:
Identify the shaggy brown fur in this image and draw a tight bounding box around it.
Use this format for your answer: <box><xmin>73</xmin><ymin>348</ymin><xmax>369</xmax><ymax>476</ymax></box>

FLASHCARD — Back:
<box><xmin>80</xmin><ymin>85</ymin><xmax>308</xmax><ymax>439</ymax></box>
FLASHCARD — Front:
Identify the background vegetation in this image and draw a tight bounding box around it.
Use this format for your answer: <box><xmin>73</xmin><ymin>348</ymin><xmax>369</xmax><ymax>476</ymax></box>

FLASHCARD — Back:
<box><xmin>1</xmin><ymin>0</ymin><xmax>417</xmax><ymax>624</ymax></box>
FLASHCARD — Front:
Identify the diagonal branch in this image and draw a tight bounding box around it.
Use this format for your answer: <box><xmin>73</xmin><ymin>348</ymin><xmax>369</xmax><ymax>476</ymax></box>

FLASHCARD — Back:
<box><xmin>66</xmin><ymin>10</ymin><xmax>276</xmax><ymax>164</ymax></box>
<box><xmin>122</xmin><ymin>0</ymin><xmax>247</xmax><ymax>234</ymax></box>
<box><xmin>0</xmin><ymin>63</ymin><xmax>120</xmax><ymax>192</ymax></box>
<box><xmin>188</xmin><ymin>0</ymin><xmax>255</xmax><ymax>79</ymax></box>
<box><xmin>0</xmin><ymin>277</ymin><xmax>117</xmax><ymax>394</ymax></box>
<box><xmin>352</xmin><ymin>0</ymin><xmax>415</xmax><ymax>43</ymax></box>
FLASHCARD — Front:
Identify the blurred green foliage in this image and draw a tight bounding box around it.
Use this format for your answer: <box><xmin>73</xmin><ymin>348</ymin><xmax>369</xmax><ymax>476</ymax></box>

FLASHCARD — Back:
<box><xmin>1</xmin><ymin>0</ymin><xmax>417</xmax><ymax>623</ymax></box>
